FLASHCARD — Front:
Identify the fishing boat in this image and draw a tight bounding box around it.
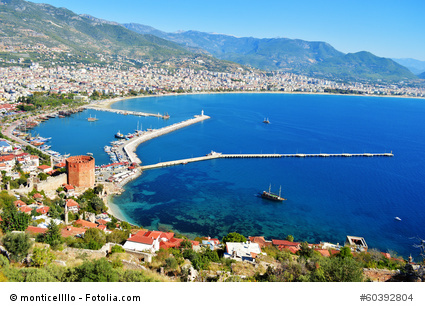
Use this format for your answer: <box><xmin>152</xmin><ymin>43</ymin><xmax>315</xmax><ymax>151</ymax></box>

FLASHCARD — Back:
<box><xmin>162</xmin><ymin>112</ymin><xmax>170</xmax><ymax>120</ymax></box>
<box><xmin>263</xmin><ymin>118</ymin><xmax>270</xmax><ymax>124</ymax></box>
<box><xmin>115</xmin><ymin>131</ymin><xmax>124</xmax><ymax>139</ymax></box>
<box><xmin>261</xmin><ymin>184</ymin><xmax>286</xmax><ymax>201</ymax></box>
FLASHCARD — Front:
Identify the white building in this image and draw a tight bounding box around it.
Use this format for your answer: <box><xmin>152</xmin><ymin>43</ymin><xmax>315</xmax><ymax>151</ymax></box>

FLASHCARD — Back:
<box><xmin>224</xmin><ymin>242</ymin><xmax>263</xmax><ymax>263</ymax></box>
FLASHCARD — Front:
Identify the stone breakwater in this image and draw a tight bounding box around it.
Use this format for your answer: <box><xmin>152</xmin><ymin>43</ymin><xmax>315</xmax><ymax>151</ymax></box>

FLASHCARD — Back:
<box><xmin>121</xmin><ymin>114</ymin><xmax>210</xmax><ymax>164</ymax></box>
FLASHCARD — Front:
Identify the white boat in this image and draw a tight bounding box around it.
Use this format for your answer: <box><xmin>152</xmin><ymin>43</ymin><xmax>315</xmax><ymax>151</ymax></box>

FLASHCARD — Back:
<box><xmin>394</xmin><ymin>217</ymin><xmax>402</xmax><ymax>221</ymax></box>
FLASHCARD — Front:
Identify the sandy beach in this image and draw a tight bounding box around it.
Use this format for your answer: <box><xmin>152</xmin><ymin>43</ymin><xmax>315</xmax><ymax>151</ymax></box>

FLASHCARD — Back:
<box><xmin>85</xmin><ymin>90</ymin><xmax>424</xmax><ymax>112</ymax></box>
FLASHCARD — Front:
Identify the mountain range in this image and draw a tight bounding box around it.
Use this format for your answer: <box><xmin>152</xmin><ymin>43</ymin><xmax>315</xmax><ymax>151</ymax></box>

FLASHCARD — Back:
<box><xmin>124</xmin><ymin>23</ymin><xmax>419</xmax><ymax>83</ymax></box>
<box><xmin>0</xmin><ymin>0</ymin><xmax>242</xmax><ymax>72</ymax></box>
<box><xmin>0</xmin><ymin>0</ymin><xmax>423</xmax><ymax>83</ymax></box>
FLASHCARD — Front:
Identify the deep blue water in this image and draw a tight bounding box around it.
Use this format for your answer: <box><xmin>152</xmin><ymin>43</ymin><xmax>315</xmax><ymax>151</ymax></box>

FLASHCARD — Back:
<box><xmin>32</xmin><ymin>94</ymin><xmax>425</xmax><ymax>260</ymax></box>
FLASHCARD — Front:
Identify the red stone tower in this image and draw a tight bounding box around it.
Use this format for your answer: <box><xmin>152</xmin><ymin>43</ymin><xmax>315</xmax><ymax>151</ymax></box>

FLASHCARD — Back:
<box><xmin>66</xmin><ymin>155</ymin><xmax>95</xmax><ymax>188</ymax></box>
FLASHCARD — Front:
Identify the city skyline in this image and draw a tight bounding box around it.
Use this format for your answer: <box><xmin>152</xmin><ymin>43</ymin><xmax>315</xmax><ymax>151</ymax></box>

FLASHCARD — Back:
<box><xmin>28</xmin><ymin>0</ymin><xmax>425</xmax><ymax>61</ymax></box>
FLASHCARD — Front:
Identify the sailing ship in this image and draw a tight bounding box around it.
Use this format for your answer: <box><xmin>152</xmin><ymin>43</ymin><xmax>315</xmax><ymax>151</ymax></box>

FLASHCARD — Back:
<box><xmin>261</xmin><ymin>184</ymin><xmax>286</xmax><ymax>201</ymax></box>
<box><xmin>162</xmin><ymin>112</ymin><xmax>170</xmax><ymax>120</ymax></box>
<box><xmin>263</xmin><ymin>118</ymin><xmax>270</xmax><ymax>124</ymax></box>
<box><xmin>87</xmin><ymin>115</ymin><xmax>98</xmax><ymax>121</ymax></box>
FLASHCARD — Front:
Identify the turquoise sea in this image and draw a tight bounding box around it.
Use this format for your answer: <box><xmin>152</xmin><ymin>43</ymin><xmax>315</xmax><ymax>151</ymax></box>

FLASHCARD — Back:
<box><xmin>32</xmin><ymin>93</ymin><xmax>425</xmax><ymax>260</ymax></box>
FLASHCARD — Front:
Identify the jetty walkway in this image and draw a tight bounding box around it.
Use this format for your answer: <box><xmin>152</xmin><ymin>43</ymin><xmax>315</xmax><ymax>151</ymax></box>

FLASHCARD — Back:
<box><xmin>86</xmin><ymin>106</ymin><xmax>163</xmax><ymax>118</ymax></box>
<box><xmin>141</xmin><ymin>151</ymin><xmax>393</xmax><ymax>170</ymax></box>
<box><xmin>121</xmin><ymin>114</ymin><xmax>211</xmax><ymax>164</ymax></box>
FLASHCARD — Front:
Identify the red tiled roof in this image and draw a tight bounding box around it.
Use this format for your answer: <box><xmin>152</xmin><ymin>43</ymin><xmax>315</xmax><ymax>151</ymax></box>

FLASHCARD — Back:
<box><xmin>26</xmin><ymin>226</ymin><xmax>47</xmax><ymax>234</ymax></box>
<box><xmin>20</xmin><ymin>206</ymin><xmax>32</xmax><ymax>214</ymax></box>
<box><xmin>132</xmin><ymin>230</ymin><xmax>148</xmax><ymax>237</ymax></box>
<box><xmin>64</xmin><ymin>184</ymin><xmax>74</xmax><ymax>191</ymax></box>
<box><xmin>61</xmin><ymin>226</ymin><xmax>86</xmax><ymax>238</ymax></box>
<box><xmin>96</xmin><ymin>219</ymin><xmax>108</xmax><ymax>225</ymax></box>
<box><xmin>160</xmin><ymin>232</ymin><xmax>175</xmax><ymax>240</ymax></box>
<box><xmin>0</xmin><ymin>155</ymin><xmax>14</xmax><ymax>162</ymax></box>
<box><xmin>285</xmin><ymin>246</ymin><xmax>299</xmax><ymax>254</ymax></box>
<box><xmin>66</xmin><ymin>199</ymin><xmax>80</xmax><ymax>208</ymax></box>
<box><xmin>97</xmin><ymin>224</ymin><xmax>107</xmax><ymax>231</ymax></box>
<box><xmin>316</xmin><ymin>249</ymin><xmax>331</xmax><ymax>257</ymax></box>
<box><xmin>272</xmin><ymin>239</ymin><xmax>300</xmax><ymax>247</ymax></box>
<box><xmin>128</xmin><ymin>235</ymin><xmax>155</xmax><ymax>245</ymax></box>
<box><xmin>36</xmin><ymin>206</ymin><xmax>50</xmax><ymax>214</ymax></box>
<box><xmin>33</xmin><ymin>193</ymin><xmax>43</xmax><ymax>199</ymax></box>
<box><xmin>38</xmin><ymin>165</ymin><xmax>51</xmax><ymax>170</ymax></box>
<box><xmin>74</xmin><ymin>219</ymin><xmax>97</xmax><ymax>228</ymax></box>
<box><xmin>14</xmin><ymin>200</ymin><xmax>26</xmax><ymax>207</ymax></box>
<box><xmin>144</xmin><ymin>231</ymin><xmax>162</xmax><ymax>239</ymax></box>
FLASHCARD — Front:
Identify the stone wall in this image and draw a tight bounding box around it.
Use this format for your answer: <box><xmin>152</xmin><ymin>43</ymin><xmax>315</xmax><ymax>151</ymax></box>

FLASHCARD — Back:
<box><xmin>35</xmin><ymin>174</ymin><xmax>67</xmax><ymax>192</ymax></box>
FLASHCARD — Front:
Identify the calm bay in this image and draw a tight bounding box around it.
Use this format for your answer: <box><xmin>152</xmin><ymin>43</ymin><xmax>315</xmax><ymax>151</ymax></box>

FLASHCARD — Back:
<box><xmin>32</xmin><ymin>93</ymin><xmax>425</xmax><ymax>260</ymax></box>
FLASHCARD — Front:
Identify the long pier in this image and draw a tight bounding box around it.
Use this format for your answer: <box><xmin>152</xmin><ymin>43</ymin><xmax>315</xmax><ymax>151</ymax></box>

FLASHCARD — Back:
<box><xmin>140</xmin><ymin>151</ymin><xmax>393</xmax><ymax>170</ymax></box>
<box><xmin>86</xmin><ymin>106</ymin><xmax>163</xmax><ymax>118</ymax></box>
<box><xmin>122</xmin><ymin>114</ymin><xmax>211</xmax><ymax>164</ymax></box>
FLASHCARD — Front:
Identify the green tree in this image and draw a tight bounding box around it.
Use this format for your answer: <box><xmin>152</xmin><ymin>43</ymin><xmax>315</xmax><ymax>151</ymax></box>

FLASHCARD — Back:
<box><xmin>0</xmin><ymin>207</ymin><xmax>31</xmax><ymax>233</ymax></box>
<box><xmin>165</xmin><ymin>256</ymin><xmax>179</xmax><ymax>274</ymax></box>
<box><xmin>44</xmin><ymin>220</ymin><xmax>63</xmax><ymax>249</ymax></box>
<box><xmin>84</xmin><ymin>228</ymin><xmax>106</xmax><ymax>250</ymax></box>
<box><xmin>94</xmin><ymin>184</ymin><xmax>104</xmax><ymax>195</ymax></box>
<box><xmin>222</xmin><ymin>232</ymin><xmax>246</xmax><ymax>244</ymax></box>
<box><xmin>314</xmin><ymin>257</ymin><xmax>364</xmax><ymax>282</ymax></box>
<box><xmin>338</xmin><ymin>246</ymin><xmax>353</xmax><ymax>259</ymax></box>
<box><xmin>297</xmin><ymin>241</ymin><xmax>314</xmax><ymax>259</ymax></box>
<box><xmin>120</xmin><ymin>221</ymin><xmax>131</xmax><ymax>230</ymax></box>
<box><xmin>2</xmin><ymin>232</ymin><xmax>33</xmax><ymax>262</ymax></box>
<box><xmin>286</xmin><ymin>235</ymin><xmax>294</xmax><ymax>242</ymax></box>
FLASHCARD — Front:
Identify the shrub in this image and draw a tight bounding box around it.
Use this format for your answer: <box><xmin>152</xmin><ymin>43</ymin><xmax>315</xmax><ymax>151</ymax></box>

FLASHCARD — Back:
<box><xmin>110</xmin><ymin>245</ymin><xmax>125</xmax><ymax>254</ymax></box>
<box><xmin>2</xmin><ymin>232</ymin><xmax>33</xmax><ymax>262</ymax></box>
<box><xmin>31</xmin><ymin>247</ymin><xmax>56</xmax><ymax>267</ymax></box>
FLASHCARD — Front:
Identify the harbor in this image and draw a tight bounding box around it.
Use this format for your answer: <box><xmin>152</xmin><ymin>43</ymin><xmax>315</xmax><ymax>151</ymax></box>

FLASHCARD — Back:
<box><xmin>118</xmin><ymin>112</ymin><xmax>210</xmax><ymax>164</ymax></box>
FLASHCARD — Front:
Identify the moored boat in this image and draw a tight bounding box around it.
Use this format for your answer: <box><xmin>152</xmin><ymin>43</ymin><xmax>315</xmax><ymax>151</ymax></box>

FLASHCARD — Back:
<box><xmin>115</xmin><ymin>131</ymin><xmax>124</xmax><ymax>139</ymax></box>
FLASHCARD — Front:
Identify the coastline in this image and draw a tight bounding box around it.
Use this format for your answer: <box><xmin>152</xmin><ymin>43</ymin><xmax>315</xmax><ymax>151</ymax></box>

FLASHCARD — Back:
<box><xmin>103</xmin><ymin>168</ymin><xmax>143</xmax><ymax>225</ymax></box>
<box><xmin>86</xmin><ymin>90</ymin><xmax>425</xmax><ymax>110</ymax></box>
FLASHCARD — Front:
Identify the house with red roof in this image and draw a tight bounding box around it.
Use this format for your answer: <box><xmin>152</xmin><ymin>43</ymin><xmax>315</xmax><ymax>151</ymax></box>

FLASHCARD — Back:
<box><xmin>249</xmin><ymin>236</ymin><xmax>272</xmax><ymax>248</ymax></box>
<box><xmin>65</xmin><ymin>199</ymin><xmax>80</xmax><ymax>213</ymax></box>
<box><xmin>33</xmin><ymin>193</ymin><xmax>44</xmax><ymax>202</ymax></box>
<box><xmin>74</xmin><ymin>219</ymin><xmax>98</xmax><ymax>229</ymax></box>
<box><xmin>36</xmin><ymin>206</ymin><xmax>50</xmax><ymax>215</ymax></box>
<box><xmin>61</xmin><ymin>226</ymin><xmax>86</xmax><ymax>238</ymax></box>
<box><xmin>14</xmin><ymin>200</ymin><xmax>26</xmax><ymax>208</ymax></box>
<box><xmin>38</xmin><ymin>165</ymin><xmax>52</xmax><ymax>173</ymax></box>
<box><xmin>63</xmin><ymin>184</ymin><xmax>75</xmax><ymax>195</ymax></box>
<box><xmin>272</xmin><ymin>239</ymin><xmax>302</xmax><ymax>253</ymax></box>
<box><xmin>123</xmin><ymin>230</ymin><xmax>182</xmax><ymax>253</ymax></box>
<box><xmin>19</xmin><ymin>205</ymin><xmax>33</xmax><ymax>215</ymax></box>
<box><xmin>26</xmin><ymin>226</ymin><xmax>48</xmax><ymax>235</ymax></box>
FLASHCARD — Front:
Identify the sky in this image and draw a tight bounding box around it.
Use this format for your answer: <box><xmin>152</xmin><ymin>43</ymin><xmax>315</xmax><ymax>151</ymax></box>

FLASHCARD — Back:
<box><xmin>29</xmin><ymin>0</ymin><xmax>425</xmax><ymax>61</ymax></box>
